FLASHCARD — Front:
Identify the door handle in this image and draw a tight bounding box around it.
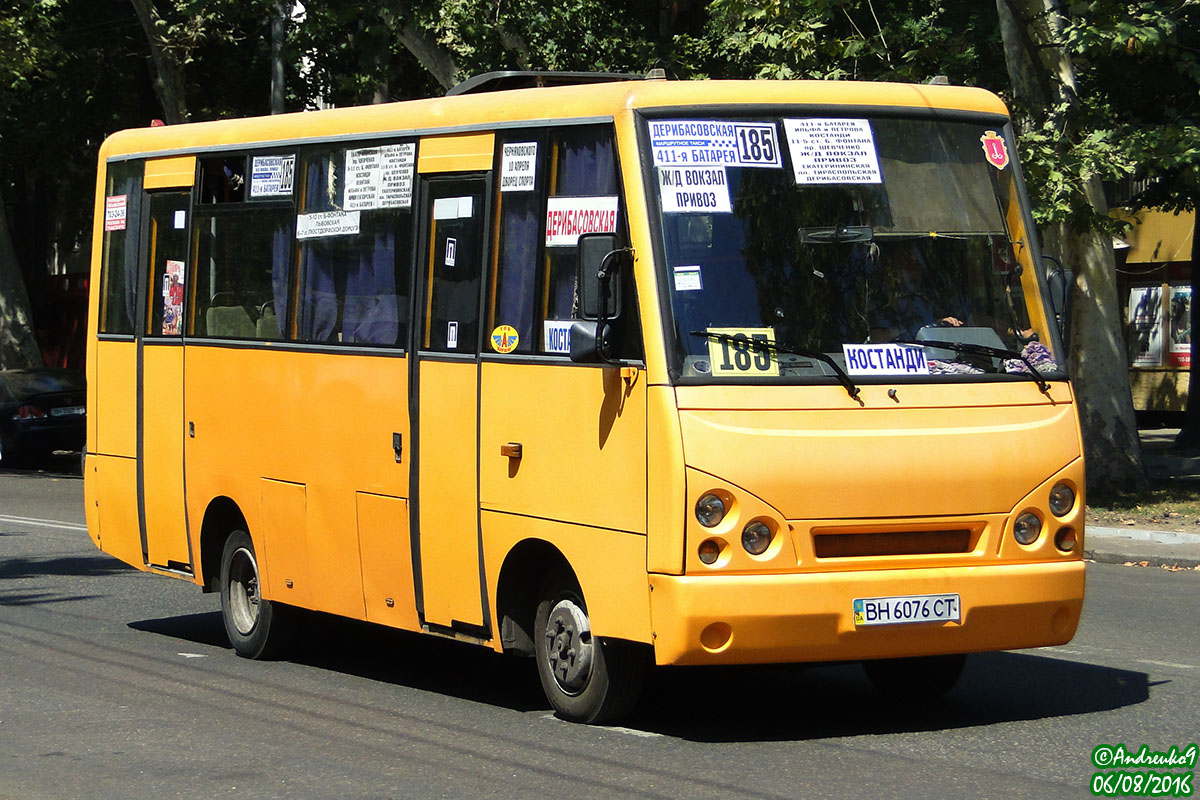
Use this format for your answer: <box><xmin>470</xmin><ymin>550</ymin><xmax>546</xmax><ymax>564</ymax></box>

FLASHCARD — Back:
<box><xmin>393</xmin><ymin>432</ymin><xmax>403</xmax><ymax>463</ymax></box>
<box><xmin>500</xmin><ymin>442</ymin><xmax>522</xmax><ymax>459</ymax></box>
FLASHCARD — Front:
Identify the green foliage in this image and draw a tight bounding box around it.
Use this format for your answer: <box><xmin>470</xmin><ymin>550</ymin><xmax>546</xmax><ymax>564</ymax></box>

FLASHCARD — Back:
<box><xmin>2</xmin><ymin>0</ymin><xmax>1197</xmax><ymax>278</ymax></box>
<box><xmin>699</xmin><ymin>0</ymin><xmax>1003</xmax><ymax>85</ymax></box>
<box><xmin>1062</xmin><ymin>0</ymin><xmax>1200</xmax><ymax>214</ymax></box>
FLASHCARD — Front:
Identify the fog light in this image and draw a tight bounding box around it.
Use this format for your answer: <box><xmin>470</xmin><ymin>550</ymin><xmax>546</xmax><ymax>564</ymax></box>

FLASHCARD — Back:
<box><xmin>696</xmin><ymin>493</ymin><xmax>726</xmax><ymax>528</ymax></box>
<box><xmin>698</xmin><ymin>539</ymin><xmax>722</xmax><ymax>565</ymax></box>
<box><xmin>1054</xmin><ymin>527</ymin><xmax>1077</xmax><ymax>552</ymax></box>
<box><xmin>1049</xmin><ymin>483</ymin><xmax>1075</xmax><ymax>517</ymax></box>
<box><xmin>1013</xmin><ymin>512</ymin><xmax>1042</xmax><ymax>545</ymax></box>
<box><xmin>742</xmin><ymin>521</ymin><xmax>772</xmax><ymax>555</ymax></box>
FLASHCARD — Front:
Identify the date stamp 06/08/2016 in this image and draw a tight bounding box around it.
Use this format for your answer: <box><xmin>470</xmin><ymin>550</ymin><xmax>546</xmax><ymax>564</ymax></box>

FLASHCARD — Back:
<box><xmin>1090</xmin><ymin>744</ymin><xmax>1197</xmax><ymax>797</ymax></box>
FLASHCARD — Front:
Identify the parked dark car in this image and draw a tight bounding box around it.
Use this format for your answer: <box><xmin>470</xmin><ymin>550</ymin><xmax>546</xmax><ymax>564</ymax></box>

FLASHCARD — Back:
<box><xmin>0</xmin><ymin>368</ymin><xmax>86</xmax><ymax>465</ymax></box>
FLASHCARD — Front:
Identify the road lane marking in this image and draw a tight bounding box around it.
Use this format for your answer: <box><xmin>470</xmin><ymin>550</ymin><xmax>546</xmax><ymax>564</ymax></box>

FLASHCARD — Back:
<box><xmin>0</xmin><ymin>514</ymin><xmax>87</xmax><ymax>532</ymax></box>
<box><xmin>1135</xmin><ymin>659</ymin><xmax>1195</xmax><ymax>670</ymax></box>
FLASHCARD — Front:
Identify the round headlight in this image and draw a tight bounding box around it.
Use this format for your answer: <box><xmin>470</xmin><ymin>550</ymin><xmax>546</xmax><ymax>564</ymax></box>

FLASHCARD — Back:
<box><xmin>742</xmin><ymin>521</ymin><xmax>773</xmax><ymax>555</ymax></box>
<box><xmin>698</xmin><ymin>539</ymin><xmax>722</xmax><ymax>565</ymax></box>
<box><xmin>696</xmin><ymin>493</ymin><xmax>727</xmax><ymax>528</ymax></box>
<box><xmin>1054</xmin><ymin>527</ymin><xmax>1077</xmax><ymax>552</ymax></box>
<box><xmin>1013</xmin><ymin>512</ymin><xmax>1043</xmax><ymax>545</ymax></box>
<box><xmin>1048</xmin><ymin>483</ymin><xmax>1075</xmax><ymax>517</ymax></box>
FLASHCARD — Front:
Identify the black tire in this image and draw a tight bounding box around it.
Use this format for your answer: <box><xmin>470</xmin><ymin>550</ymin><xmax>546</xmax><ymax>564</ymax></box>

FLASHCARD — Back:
<box><xmin>862</xmin><ymin>653</ymin><xmax>966</xmax><ymax>700</ymax></box>
<box><xmin>533</xmin><ymin>566</ymin><xmax>646</xmax><ymax>724</ymax></box>
<box><xmin>219</xmin><ymin>530</ymin><xmax>296</xmax><ymax>659</ymax></box>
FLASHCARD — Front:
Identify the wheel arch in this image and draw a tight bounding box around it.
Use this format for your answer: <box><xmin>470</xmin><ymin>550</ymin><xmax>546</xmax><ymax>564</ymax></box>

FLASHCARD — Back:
<box><xmin>495</xmin><ymin>539</ymin><xmax>575</xmax><ymax>656</ymax></box>
<box><xmin>198</xmin><ymin>496</ymin><xmax>249</xmax><ymax>593</ymax></box>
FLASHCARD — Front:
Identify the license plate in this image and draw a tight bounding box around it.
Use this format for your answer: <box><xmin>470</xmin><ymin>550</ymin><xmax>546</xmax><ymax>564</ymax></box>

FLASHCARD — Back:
<box><xmin>853</xmin><ymin>593</ymin><xmax>961</xmax><ymax>627</ymax></box>
<box><xmin>50</xmin><ymin>406</ymin><xmax>85</xmax><ymax>417</ymax></box>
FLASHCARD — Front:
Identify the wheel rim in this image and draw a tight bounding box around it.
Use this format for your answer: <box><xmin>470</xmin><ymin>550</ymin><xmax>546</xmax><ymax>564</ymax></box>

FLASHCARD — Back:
<box><xmin>227</xmin><ymin>545</ymin><xmax>261</xmax><ymax>636</ymax></box>
<box><xmin>542</xmin><ymin>596</ymin><xmax>594</xmax><ymax>695</ymax></box>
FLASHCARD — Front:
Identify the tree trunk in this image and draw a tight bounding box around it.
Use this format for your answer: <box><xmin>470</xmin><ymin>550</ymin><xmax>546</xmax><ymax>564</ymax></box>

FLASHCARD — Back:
<box><xmin>997</xmin><ymin>0</ymin><xmax>1147</xmax><ymax>493</ymax></box>
<box><xmin>128</xmin><ymin>0</ymin><xmax>190</xmax><ymax>123</ymax></box>
<box><xmin>0</xmin><ymin>184</ymin><xmax>44</xmax><ymax>370</ymax></box>
<box><xmin>397</xmin><ymin>25</ymin><xmax>460</xmax><ymax>91</ymax></box>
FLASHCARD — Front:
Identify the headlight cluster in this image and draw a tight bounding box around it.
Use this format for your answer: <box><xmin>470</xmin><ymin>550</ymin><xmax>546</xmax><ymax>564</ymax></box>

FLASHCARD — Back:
<box><xmin>694</xmin><ymin>490</ymin><xmax>778</xmax><ymax>564</ymax></box>
<box><xmin>1012</xmin><ymin>481</ymin><xmax>1077</xmax><ymax>552</ymax></box>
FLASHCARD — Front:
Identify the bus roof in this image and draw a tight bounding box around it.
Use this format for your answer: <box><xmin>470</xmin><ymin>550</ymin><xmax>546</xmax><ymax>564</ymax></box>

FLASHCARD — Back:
<box><xmin>99</xmin><ymin>78</ymin><xmax>1010</xmax><ymax>161</ymax></box>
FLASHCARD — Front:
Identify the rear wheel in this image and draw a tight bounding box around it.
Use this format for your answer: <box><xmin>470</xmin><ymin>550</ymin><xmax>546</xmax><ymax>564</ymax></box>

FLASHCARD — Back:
<box><xmin>534</xmin><ymin>567</ymin><xmax>645</xmax><ymax>724</ymax></box>
<box><xmin>862</xmin><ymin>653</ymin><xmax>966</xmax><ymax>700</ymax></box>
<box><xmin>219</xmin><ymin>530</ymin><xmax>296</xmax><ymax>659</ymax></box>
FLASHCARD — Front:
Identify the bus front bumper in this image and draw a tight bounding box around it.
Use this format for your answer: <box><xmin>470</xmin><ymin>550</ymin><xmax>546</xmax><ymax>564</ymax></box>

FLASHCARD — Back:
<box><xmin>647</xmin><ymin>560</ymin><xmax>1084</xmax><ymax>666</ymax></box>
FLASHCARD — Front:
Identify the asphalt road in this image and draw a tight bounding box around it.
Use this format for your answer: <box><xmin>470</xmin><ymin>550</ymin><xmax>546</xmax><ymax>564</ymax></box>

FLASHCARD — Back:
<box><xmin>1</xmin><ymin>464</ymin><xmax>1197</xmax><ymax>799</ymax></box>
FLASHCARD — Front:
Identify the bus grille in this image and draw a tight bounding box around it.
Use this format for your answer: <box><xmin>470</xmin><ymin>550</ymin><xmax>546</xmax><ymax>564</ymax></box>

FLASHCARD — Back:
<box><xmin>813</xmin><ymin>529</ymin><xmax>972</xmax><ymax>558</ymax></box>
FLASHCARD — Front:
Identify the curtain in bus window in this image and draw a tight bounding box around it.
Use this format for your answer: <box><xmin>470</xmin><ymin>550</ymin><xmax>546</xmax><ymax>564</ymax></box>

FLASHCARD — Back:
<box><xmin>496</xmin><ymin>192</ymin><xmax>540</xmax><ymax>350</ymax></box>
<box><xmin>342</xmin><ymin>227</ymin><xmax>399</xmax><ymax>345</ymax></box>
<box><xmin>298</xmin><ymin>155</ymin><xmax>340</xmax><ymax>341</ymax></box>
<box><xmin>298</xmin><ymin>225</ymin><xmax>403</xmax><ymax>345</ymax></box>
<box><xmin>547</xmin><ymin>129</ymin><xmax>617</xmax><ymax>319</ymax></box>
<box><xmin>266</xmin><ymin>225</ymin><xmax>289</xmax><ymax>338</ymax></box>
<box><xmin>298</xmin><ymin>240</ymin><xmax>339</xmax><ymax>342</ymax></box>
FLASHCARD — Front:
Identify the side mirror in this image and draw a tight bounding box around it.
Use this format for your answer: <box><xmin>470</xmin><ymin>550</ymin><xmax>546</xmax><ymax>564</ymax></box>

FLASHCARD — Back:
<box><xmin>577</xmin><ymin>233</ymin><xmax>623</xmax><ymax>320</ymax></box>
<box><xmin>1043</xmin><ymin>255</ymin><xmax>1073</xmax><ymax>346</ymax></box>
<box><xmin>568</xmin><ymin>320</ymin><xmax>611</xmax><ymax>363</ymax></box>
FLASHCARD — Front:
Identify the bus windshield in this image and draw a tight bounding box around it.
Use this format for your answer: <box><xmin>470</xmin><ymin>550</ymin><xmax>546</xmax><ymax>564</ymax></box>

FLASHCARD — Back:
<box><xmin>647</xmin><ymin>114</ymin><xmax>1062</xmax><ymax>383</ymax></box>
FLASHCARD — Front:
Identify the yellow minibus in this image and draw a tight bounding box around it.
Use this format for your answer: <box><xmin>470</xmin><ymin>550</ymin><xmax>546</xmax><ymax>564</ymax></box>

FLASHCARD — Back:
<box><xmin>86</xmin><ymin>72</ymin><xmax>1085</xmax><ymax>723</ymax></box>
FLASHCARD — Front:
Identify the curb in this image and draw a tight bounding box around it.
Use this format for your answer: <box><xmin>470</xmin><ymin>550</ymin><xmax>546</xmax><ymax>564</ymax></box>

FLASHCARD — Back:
<box><xmin>1084</xmin><ymin>548</ymin><xmax>1200</xmax><ymax>569</ymax></box>
<box><xmin>1084</xmin><ymin>526</ymin><xmax>1200</xmax><ymax>569</ymax></box>
<box><xmin>1085</xmin><ymin>526</ymin><xmax>1200</xmax><ymax>544</ymax></box>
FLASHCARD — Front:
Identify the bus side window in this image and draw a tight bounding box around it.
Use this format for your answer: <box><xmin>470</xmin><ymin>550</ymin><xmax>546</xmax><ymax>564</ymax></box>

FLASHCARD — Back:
<box><xmin>188</xmin><ymin>153</ymin><xmax>295</xmax><ymax>340</ymax></box>
<box><xmin>487</xmin><ymin>125</ymin><xmax>640</xmax><ymax>360</ymax></box>
<box><xmin>198</xmin><ymin>156</ymin><xmax>246</xmax><ymax>204</ymax></box>
<box><xmin>98</xmin><ymin>160</ymin><xmax>143</xmax><ymax>335</ymax></box>
<box><xmin>190</xmin><ymin>210</ymin><xmax>293</xmax><ymax>339</ymax></box>
<box><xmin>293</xmin><ymin>146</ymin><xmax>414</xmax><ymax>347</ymax></box>
<box><xmin>488</xmin><ymin>131</ymin><xmax>548</xmax><ymax>354</ymax></box>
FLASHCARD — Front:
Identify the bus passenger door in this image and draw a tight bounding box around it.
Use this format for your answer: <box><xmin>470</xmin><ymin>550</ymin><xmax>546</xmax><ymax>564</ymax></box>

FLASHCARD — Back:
<box><xmin>138</xmin><ymin>184</ymin><xmax>193</xmax><ymax>571</ymax></box>
<box><xmin>411</xmin><ymin>177</ymin><xmax>489</xmax><ymax>633</ymax></box>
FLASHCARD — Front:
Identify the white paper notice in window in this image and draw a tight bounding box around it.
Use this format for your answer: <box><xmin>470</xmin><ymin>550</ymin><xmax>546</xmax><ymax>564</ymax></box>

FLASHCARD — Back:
<box><xmin>344</xmin><ymin>143</ymin><xmax>415</xmax><ymax>210</ymax></box>
<box><xmin>500</xmin><ymin>142</ymin><xmax>538</xmax><ymax>192</ymax></box>
<box><xmin>250</xmin><ymin>154</ymin><xmax>296</xmax><ymax>197</ymax></box>
<box><xmin>296</xmin><ymin>210</ymin><xmax>361</xmax><ymax>239</ymax></box>
<box><xmin>658</xmin><ymin>167</ymin><xmax>732</xmax><ymax>214</ymax></box>
<box><xmin>784</xmin><ymin>119</ymin><xmax>882</xmax><ymax>184</ymax></box>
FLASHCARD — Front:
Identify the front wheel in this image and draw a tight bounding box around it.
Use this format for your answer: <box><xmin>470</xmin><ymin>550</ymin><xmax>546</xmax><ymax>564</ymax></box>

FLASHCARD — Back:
<box><xmin>219</xmin><ymin>530</ymin><xmax>296</xmax><ymax>659</ymax></box>
<box><xmin>862</xmin><ymin>653</ymin><xmax>966</xmax><ymax>700</ymax></box>
<box><xmin>534</xmin><ymin>567</ymin><xmax>645</xmax><ymax>724</ymax></box>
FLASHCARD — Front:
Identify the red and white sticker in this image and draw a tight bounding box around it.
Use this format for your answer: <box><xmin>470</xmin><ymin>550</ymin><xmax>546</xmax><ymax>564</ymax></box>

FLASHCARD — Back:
<box><xmin>545</xmin><ymin>196</ymin><xmax>618</xmax><ymax>247</ymax></box>
<box><xmin>105</xmin><ymin>195</ymin><xmax>127</xmax><ymax>232</ymax></box>
<box><xmin>981</xmin><ymin>130</ymin><xmax>1009</xmax><ymax>170</ymax></box>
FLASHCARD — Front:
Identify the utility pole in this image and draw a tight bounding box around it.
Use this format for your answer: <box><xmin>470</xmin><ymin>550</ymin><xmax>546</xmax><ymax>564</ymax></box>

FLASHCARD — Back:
<box><xmin>270</xmin><ymin>1</ymin><xmax>294</xmax><ymax>114</ymax></box>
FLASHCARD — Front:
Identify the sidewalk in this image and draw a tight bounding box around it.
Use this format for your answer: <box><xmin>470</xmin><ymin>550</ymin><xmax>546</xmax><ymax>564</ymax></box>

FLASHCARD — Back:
<box><xmin>1084</xmin><ymin>428</ymin><xmax>1200</xmax><ymax>569</ymax></box>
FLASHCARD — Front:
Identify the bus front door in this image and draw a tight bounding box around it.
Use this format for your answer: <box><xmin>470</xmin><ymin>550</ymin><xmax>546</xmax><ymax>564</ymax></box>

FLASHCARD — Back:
<box><xmin>410</xmin><ymin>177</ymin><xmax>489</xmax><ymax>634</ymax></box>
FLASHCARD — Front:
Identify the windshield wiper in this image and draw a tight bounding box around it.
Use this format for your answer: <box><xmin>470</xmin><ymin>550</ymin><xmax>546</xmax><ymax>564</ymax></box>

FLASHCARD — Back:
<box><xmin>690</xmin><ymin>330</ymin><xmax>862</xmax><ymax>403</ymax></box>
<box><xmin>798</xmin><ymin>225</ymin><xmax>874</xmax><ymax>244</ymax></box>
<box><xmin>894</xmin><ymin>338</ymin><xmax>1052</xmax><ymax>395</ymax></box>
